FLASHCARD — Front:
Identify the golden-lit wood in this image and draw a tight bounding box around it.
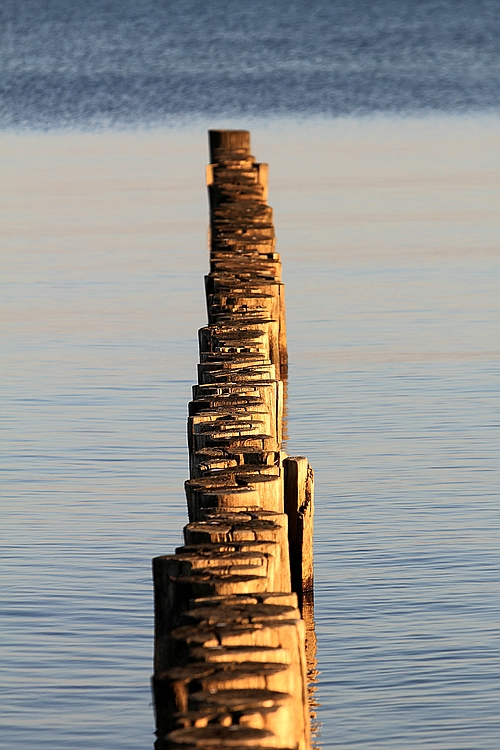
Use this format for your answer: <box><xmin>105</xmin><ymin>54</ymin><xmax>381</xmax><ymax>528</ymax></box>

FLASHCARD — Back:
<box><xmin>152</xmin><ymin>130</ymin><xmax>315</xmax><ymax>750</ymax></box>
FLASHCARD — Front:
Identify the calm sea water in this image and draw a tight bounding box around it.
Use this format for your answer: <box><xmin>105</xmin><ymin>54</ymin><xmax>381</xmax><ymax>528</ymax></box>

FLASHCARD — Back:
<box><xmin>1</xmin><ymin>119</ymin><xmax>499</xmax><ymax>749</ymax></box>
<box><xmin>1</xmin><ymin>0</ymin><xmax>499</xmax><ymax>128</ymax></box>
<box><xmin>1</xmin><ymin>2</ymin><xmax>499</xmax><ymax>749</ymax></box>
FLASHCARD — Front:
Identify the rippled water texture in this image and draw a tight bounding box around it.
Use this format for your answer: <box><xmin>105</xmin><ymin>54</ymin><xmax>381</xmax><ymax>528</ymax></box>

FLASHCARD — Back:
<box><xmin>1</xmin><ymin>118</ymin><xmax>499</xmax><ymax>748</ymax></box>
<box><xmin>1</xmin><ymin>0</ymin><xmax>500</xmax><ymax>128</ymax></box>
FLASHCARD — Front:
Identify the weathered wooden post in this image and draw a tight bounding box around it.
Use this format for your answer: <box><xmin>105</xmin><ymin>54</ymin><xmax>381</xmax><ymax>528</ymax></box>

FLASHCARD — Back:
<box><xmin>152</xmin><ymin>130</ymin><xmax>316</xmax><ymax>750</ymax></box>
<box><xmin>283</xmin><ymin>456</ymin><xmax>315</xmax><ymax>605</ymax></box>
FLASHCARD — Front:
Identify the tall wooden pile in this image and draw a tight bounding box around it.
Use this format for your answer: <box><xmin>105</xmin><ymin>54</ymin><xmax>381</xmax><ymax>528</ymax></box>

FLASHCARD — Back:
<box><xmin>152</xmin><ymin>130</ymin><xmax>315</xmax><ymax>750</ymax></box>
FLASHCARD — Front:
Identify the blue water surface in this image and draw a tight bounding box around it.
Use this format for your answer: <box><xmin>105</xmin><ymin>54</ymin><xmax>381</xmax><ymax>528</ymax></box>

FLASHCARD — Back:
<box><xmin>1</xmin><ymin>0</ymin><xmax>499</xmax><ymax>128</ymax></box>
<box><xmin>1</xmin><ymin>2</ymin><xmax>499</xmax><ymax>747</ymax></box>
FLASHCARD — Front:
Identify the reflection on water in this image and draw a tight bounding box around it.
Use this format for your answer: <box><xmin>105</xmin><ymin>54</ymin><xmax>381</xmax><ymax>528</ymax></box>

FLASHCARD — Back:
<box><xmin>1</xmin><ymin>117</ymin><xmax>499</xmax><ymax>749</ymax></box>
<box><xmin>284</xmin><ymin>378</ymin><xmax>321</xmax><ymax>742</ymax></box>
<box><xmin>302</xmin><ymin>591</ymin><xmax>321</xmax><ymax>746</ymax></box>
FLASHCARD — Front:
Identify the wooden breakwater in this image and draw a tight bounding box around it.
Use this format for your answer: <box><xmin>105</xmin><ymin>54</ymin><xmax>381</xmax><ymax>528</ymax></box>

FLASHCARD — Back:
<box><xmin>152</xmin><ymin>130</ymin><xmax>315</xmax><ymax>749</ymax></box>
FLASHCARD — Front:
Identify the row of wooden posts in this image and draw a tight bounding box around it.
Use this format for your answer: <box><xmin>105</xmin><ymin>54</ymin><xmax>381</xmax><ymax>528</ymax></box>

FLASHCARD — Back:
<box><xmin>152</xmin><ymin>130</ymin><xmax>316</xmax><ymax>749</ymax></box>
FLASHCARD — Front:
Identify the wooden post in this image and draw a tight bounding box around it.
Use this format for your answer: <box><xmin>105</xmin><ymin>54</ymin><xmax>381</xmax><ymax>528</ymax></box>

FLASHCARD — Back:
<box><xmin>283</xmin><ymin>456</ymin><xmax>314</xmax><ymax>605</ymax></box>
<box><xmin>208</xmin><ymin>129</ymin><xmax>251</xmax><ymax>161</ymax></box>
<box><xmin>152</xmin><ymin>131</ymin><xmax>314</xmax><ymax>750</ymax></box>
